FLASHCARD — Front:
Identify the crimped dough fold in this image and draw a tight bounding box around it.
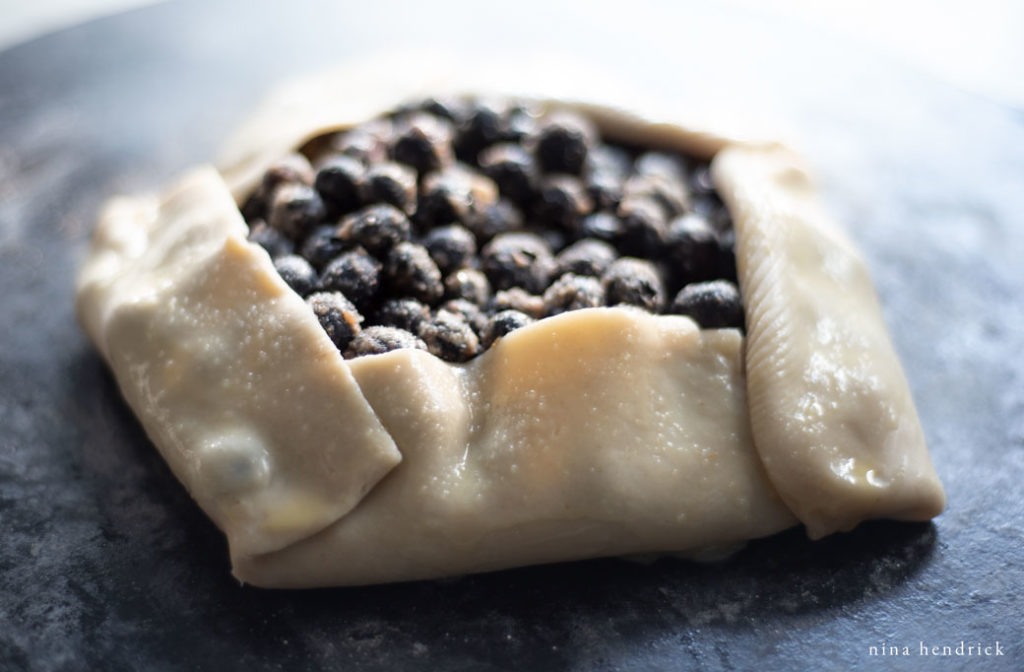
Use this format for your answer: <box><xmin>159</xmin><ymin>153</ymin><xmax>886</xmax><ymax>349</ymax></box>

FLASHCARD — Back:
<box><xmin>713</xmin><ymin>146</ymin><xmax>945</xmax><ymax>538</ymax></box>
<box><xmin>76</xmin><ymin>168</ymin><xmax>402</xmax><ymax>558</ymax></box>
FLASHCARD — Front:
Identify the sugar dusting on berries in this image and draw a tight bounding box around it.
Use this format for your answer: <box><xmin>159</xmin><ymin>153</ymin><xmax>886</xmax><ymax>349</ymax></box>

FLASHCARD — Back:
<box><xmin>243</xmin><ymin>97</ymin><xmax>744</xmax><ymax>362</ymax></box>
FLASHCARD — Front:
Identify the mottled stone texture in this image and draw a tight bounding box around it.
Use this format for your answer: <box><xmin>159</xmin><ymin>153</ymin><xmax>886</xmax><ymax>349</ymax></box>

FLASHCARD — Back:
<box><xmin>1</xmin><ymin>2</ymin><xmax>1021</xmax><ymax>671</ymax></box>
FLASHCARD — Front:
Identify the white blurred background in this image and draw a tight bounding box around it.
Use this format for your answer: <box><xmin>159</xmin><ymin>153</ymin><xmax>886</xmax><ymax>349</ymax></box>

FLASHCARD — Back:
<box><xmin>1</xmin><ymin>0</ymin><xmax>1021</xmax><ymax>108</ymax></box>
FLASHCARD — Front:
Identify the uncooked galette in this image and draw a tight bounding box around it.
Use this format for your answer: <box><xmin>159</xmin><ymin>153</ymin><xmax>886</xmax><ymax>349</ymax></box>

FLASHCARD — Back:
<box><xmin>76</xmin><ymin>69</ymin><xmax>945</xmax><ymax>588</ymax></box>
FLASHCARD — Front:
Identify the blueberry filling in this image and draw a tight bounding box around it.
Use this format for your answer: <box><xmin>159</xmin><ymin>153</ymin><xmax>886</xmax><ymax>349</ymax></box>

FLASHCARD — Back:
<box><xmin>244</xmin><ymin>97</ymin><xmax>744</xmax><ymax>362</ymax></box>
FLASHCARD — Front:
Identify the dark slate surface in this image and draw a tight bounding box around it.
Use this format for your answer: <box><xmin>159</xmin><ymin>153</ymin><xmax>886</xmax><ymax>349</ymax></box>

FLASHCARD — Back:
<box><xmin>1</xmin><ymin>2</ymin><xmax>1022</xmax><ymax>670</ymax></box>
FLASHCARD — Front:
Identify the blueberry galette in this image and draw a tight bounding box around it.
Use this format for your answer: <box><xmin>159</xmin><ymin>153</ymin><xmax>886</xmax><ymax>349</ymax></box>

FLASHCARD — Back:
<box><xmin>77</xmin><ymin>67</ymin><xmax>944</xmax><ymax>587</ymax></box>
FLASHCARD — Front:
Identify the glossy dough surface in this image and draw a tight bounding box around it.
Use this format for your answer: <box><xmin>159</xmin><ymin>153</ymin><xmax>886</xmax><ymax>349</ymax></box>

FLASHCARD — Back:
<box><xmin>237</xmin><ymin>310</ymin><xmax>797</xmax><ymax>587</ymax></box>
<box><xmin>714</xmin><ymin>147</ymin><xmax>945</xmax><ymax>538</ymax></box>
<box><xmin>76</xmin><ymin>168</ymin><xmax>402</xmax><ymax>558</ymax></box>
<box><xmin>76</xmin><ymin>64</ymin><xmax>944</xmax><ymax>587</ymax></box>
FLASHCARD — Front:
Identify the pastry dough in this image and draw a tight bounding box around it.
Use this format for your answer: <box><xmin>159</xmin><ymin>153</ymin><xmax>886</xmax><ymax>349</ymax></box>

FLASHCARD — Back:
<box><xmin>76</xmin><ymin>61</ymin><xmax>945</xmax><ymax>587</ymax></box>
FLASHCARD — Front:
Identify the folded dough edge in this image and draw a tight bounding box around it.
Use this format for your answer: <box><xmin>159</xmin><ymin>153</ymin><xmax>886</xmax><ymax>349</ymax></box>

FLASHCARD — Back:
<box><xmin>75</xmin><ymin>167</ymin><xmax>402</xmax><ymax>558</ymax></box>
<box><xmin>232</xmin><ymin>310</ymin><xmax>799</xmax><ymax>587</ymax></box>
<box><xmin>713</xmin><ymin>146</ymin><xmax>945</xmax><ymax>538</ymax></box>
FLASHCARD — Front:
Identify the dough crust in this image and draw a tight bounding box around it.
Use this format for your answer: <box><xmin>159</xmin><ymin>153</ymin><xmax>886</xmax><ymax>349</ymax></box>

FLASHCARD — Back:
<box><xmin>714</xmin><ymin>147</ymin><xmax>945</xmax><ymax>537</ymax></box>
<box><xmin>76</xmin><ymin>168</ymin><xmax>401</xmax><ymax>558</ymax></box>
<box><xmin>77</xmin><ymin>60</ymin><xmax>944</xmax><ymax>587</ymax></box>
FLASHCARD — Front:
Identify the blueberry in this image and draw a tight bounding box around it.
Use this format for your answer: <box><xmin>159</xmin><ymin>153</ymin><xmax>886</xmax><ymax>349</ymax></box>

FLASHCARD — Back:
<box><xmin>332</xmin><ymin>124</ymin><xmax>390</xmax><ymax>166</ymax></box>
<box><xmin>480</xmin><ymin>232</ymin><xmax>556</xmax><ymax>294</ymax></box>
<box><xmin>268</xmin><ymin>183</ymin><xmax>327</xmax><ymax>239</ymax></box>
<box><xmin>586</xmin><ymin>145</ymin><xmax>632</xmax><ymax>179</ymax></box>
<box><xmin>670</xmin><ymin>280</ymin><xmax>744</xmax><ymax>329</ymax></box>
<box><xmin>248</xmin><ymin>220</ymin><xmax>294</xmax><ymax>258</ymax></box>
<box><xmin>717</xmin><ymin>228</ymin><xmax>738</xmax><ymax>282</ymax></box>
<box><xmin>318</xmin><ymin>249</ymin><xmax>382</xmax><ymax>310</ymax></box>
<box><xmin>535</xmin><ymin>112</ymin><xmax>594</xmax><ymax>175</ymax></box>
<box><xmin>419</xmin><ymin>310</ymin><xmax>481</xmax><ymax>362</ymax></box>
<box><xmin>362</xmin><ymin>161</ymin><xmax>417</xmax><ymax>215</ymax></box>
<box><xmin>423</xmin><ymin>225</ymin><xmax>477</xmax><ymax>275</ymax></box>
<box><xmin>444</xmin><ymin>268</ymin><xmax>492</xmax><ymax>306</ymax></box>
<box><xmin>439</xmin><ymin>299</ymin><xmax>488</xmax><ymax>337</ymax></box>
<box><xmin>340</xmin><ymin>204</ymin><xmax>412</xmax><ymax>256</ymax></box>
<box><xmin>247</xmin><ymin>154</ymin><xmax>315</xmax><ymax>222</ymax></box>
<box><xmin>692</xmin><ymin>194</ymin><xmax>724</xmax><ymax>220</ymax></box>
<box><xmin>535</xmin><ymin>175</ymin><xmax>592</xmax><ymax>232</ymax></box>
<box><xmin>526</xmin><ymin>226</ymin><xmax>568</xmax><ymax>254</ymax></box>
<box><xmin>260</xmin><ymin>153</ymin><xmax>315</xmax><ymax>199</ymax></box>
<box><xmin>617</xmin><ymin>197</ymin><xmax>667</xmax><ymax>257</ymax></box>
<box><xmin>391</xmin><ymin>112</ymin><xmax>454</xmax><ymax>175</ymax></box>
<box><xmin>478</xmin><ymin>143</ymin><xmax>539</xmax><ymax>204</ymax></box>
<box><xmin>383</xmin><ymin>242</ymin><xmax>444</xmax><ymax>304</ymax></box>
<box><xmin>483</xmin><ymin>309</ymin><xmax>534</xmax><ymax>347</ymax></box>
<box><xmin>314</xmin><ymin>155</ymin><xmax>365</xmax><ymax>215</ymax></box>
<box><xmin>274</xmin><ymin>255</ymin><xmax>317</xmax><ymax>296</ymax></box>
<box><xmin>585</xmin><ymin>171</ymin><xmax>624</xmax><ymax>213</ymax></box>
<box><xmin>454</xmin><ymin>99</ymin><xmax>506</xmax><ymax>163</ymax></box>
<box><xmin>417</xmin><ymin>165</ymin><xmax>498</xmax><ymax>228</ymax></box>
<box><xmin>299</xmin><ymin>225</ymin><xmax>346</xmax><ymax>270</ymax></box>
<box><xmin>345</xmin><ymin>326</ymin><xmax>427</xmax><ymax>358</ymax></box>
<box><xmin>602</xmin><ymin>257</ymin><xmax>666</xmax><ymax>312</ymax></box>
<box><xmin>241</xmin><ymin>193</ymin><xmax>267</xmax><ymax>223</ymax></box>
<box><xmin>665</xmin><ymin>214</ymin><xmax>721</xmax><ymax>284</ymax></box>
<box><xmin>488</xmin><ymin>288</ymin><xmax>545</xmax><ymax>319</ymax></box>
<box><xmin>623</xmin><ymin>174</ymin><xmax>689</xmax><ymax>219</ymax></box>
<box><xmin>501</xmin><ymin>102</ymin><xmax>541</xmax><ymax>143</ymax></box>
<box><xmin>467</xmin><ymin>199</ymin><xmax>524</xmax><ymax>244</ymax></box>
<box><xmin>556</xmin><ymin>238</ymin><xmax>618</xmax><ymax>277</ymax></box>
<box><xmin>374</xmin><ymin>297</ymin><xmax>431</xmax><ymax>334</ymax></box>
<box><xmin>543</xmin><ymin>273</ymin><xmax>605</xmax><ymax>316</ymax></box>
<box><xmin>579</xmin><ymin>212</ymin><xmax>623</xmax><ymax>242</ymax></box>
<box><xmin>306</xmin><ymin>291</ymin><xmax>363</xmax><ymax>352</ymax></box>
<box><xmin>415</xmin><ymin>96</ymin><xmax>468</xmax><ymax>124</ymax></box>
